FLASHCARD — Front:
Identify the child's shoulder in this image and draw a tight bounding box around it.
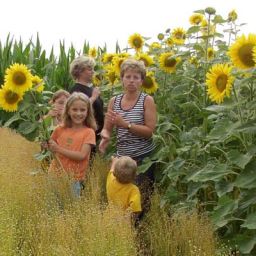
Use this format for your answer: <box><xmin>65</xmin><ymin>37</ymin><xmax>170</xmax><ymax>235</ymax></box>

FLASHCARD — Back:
<box><xmin>53</xmin><ymin>124</ymin><xmax>65</xmax><ymax>132</ymax></box>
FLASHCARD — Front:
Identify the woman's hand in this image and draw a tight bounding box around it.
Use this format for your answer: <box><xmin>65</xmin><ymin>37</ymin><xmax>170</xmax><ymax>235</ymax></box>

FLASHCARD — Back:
<box><xmin>99</xmin><ymin>129</ymin><xmax>111</xmax><ymax>153</ymax></box>
<box><xmin>90</xmin><ymin>87</ymin><xmax>100</xmax><ymax>104</ymax></box>
<box><xmin>106</xmin><ymin>110</ymin><xmax>127</xmax><ymax>128</ymax></box>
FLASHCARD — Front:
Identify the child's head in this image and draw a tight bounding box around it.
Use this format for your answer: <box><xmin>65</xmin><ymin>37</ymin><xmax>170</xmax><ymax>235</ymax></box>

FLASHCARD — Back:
<box><xmin>113</xmin><ymin>156</ymin><xmax>137</xmax><ymax>184</ymax></box>
<box><xmin>120</xmin><ymin>58</ymin><xmax>146</xmax><ymax>80</ymax></box>
<box><xmin>70</xmin><ymin>55</ymin><xmax>96</xmax><ymax>80</ymax></box>
<box><xmin>50</xmin><ymin>89</ymin><xmax>70</xmax><ymax>104</ymax></box>
<box><xmin>63</xmin><ymin>92</ymin><xmax>97</xmax><ymax>130</ymax></box>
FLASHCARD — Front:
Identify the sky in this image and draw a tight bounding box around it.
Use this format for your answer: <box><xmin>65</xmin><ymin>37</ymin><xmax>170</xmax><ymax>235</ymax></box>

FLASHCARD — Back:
<box><xmin>0</xmin><ymin>0</ymin><xmax>254</xmax><ymax>54</ymax></box>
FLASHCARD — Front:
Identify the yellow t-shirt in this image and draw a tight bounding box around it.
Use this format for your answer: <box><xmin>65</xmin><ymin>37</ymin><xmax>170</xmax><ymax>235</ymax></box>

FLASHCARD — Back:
<box><xmin>106</xmin><ymin>171</ymin><xmax>141</xmax><ymax>213</ymax></box>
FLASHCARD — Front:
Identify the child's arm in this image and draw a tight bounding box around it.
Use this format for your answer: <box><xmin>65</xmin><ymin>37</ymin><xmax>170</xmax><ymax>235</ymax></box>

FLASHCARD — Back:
<box><xmin>110</xmin><ymin>156</ymin><xmax>118</xmax><ymax>172</ymax></box>
<box><xmin>48</xmin><ymin>139</ymin><xmax>91</xmax><ymax>161</ymax></box>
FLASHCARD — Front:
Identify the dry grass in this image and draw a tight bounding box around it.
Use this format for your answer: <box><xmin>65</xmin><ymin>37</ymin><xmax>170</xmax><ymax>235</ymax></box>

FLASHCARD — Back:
<box><xmin>140</xmin><ymin>192</ymin><xmax>230</xmax><ymax>256</ymax></box>
<box><xmin>0</xmin><ymin>127</ymin><xmax>229</xmax><ymax>255</ymax></box>
<box><xmin>0</xmin><ymin>128</ymin><xmax>136</xmax><ymax>255</ymax></box>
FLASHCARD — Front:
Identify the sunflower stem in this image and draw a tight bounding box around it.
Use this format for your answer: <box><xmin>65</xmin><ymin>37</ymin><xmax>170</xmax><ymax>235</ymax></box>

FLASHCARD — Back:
<box><xmin>232</xmin><ymin>85</ymin><xmax>248</xmax><ymax>150</ymax></box>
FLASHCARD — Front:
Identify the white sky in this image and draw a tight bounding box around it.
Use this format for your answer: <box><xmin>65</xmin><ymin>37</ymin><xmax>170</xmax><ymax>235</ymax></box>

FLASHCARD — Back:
<box><xmin>0</xmin><ymin>0</ymin><xmax>254</xmax><ymax>54</ymax></box>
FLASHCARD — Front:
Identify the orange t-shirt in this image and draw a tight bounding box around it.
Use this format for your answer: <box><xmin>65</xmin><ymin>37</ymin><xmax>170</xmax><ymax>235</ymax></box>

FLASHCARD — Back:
<box><xmin>49</xmin><ymin>126</ymin><xmax>96</xmax><ymax>180</ymax></box>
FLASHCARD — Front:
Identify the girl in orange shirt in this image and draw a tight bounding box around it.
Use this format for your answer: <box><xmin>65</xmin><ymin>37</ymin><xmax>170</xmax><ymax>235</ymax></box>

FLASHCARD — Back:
<box><xmin>44</xmin><ymin>92</ymin><xmax>97</xmax><ymax>197</ymax></box>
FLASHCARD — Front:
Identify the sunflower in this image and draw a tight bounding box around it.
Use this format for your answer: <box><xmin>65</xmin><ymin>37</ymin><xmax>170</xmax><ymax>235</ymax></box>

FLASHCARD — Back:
<box><xmin>206</xmin><ymin>63</ymin><xmax>234</xmax><ymax>104</ymax></box>
<box><xmin>253</xmin><ymin>46</ymin><xmax>256</xmax><ymax>64</ymax></box>
<box><xmin>228</xmin><ymin>9</ymin><xmax>238</xmax><ymax>22</ymax></box>
<box><xmin>149</xmin><ymin>42</ymin><xmax>161</xmax><ymax>50</ymax></box>
<box><xmin>207</xmin><ymin>47</ymin><xmax>215</xmax><ymax>60</ymax></box>
<box><xmin>165</xmin><ymin>37</ymin><xmax>174</xmax><ymax>47</ymax></box>
<box><xmin>136</xmin><ymin>53</ymin><xmax>154</xmax><ymax>67</ymax></box>
<box><xmin>112</xmin><ymin>55</ymin><xmax>128</xmax><ymax>75</ymax></box>
<box><xmin>228</xmin><ymin>34</ymin><xmax>256</xmax><ymax>69</ymax></box>
<box><xmin>189</xmin><ymin>57</ymin><xmax>199</xmax><ymax>67</ymax></box>
<box><xmin>200</xmin><ymin>20</ymin><xmax>216</xmax><ymax>36</ymax></box>
<box><xmin>172</xmin><ymin>28</ymin><xmax>186</xmax><ymax>45</ymax></box>
<box><xmin>102</xmin><ymin>53</ymin><xmax>116</xmax><ymax>63</ymax></box>
<box><xmin>105</xmin><ymin>65</ymin><xmax>119</xmax><ymax>86</ymax></box>
<box><xmin>141</xmin><ymin>72</ymin><xmax>158</xmax><ymax>94</ymax></box>
<box><xmin>89</xmin><ymin>47</ymin><xmax>97</xmax><ymax>58</ymax></box>
<box><xmin>0</xmin><ymin>86</ymin><xmax>23</xmax><ymax>112</ymax></box>
<box><xmin>32</xmin><ymin>75</ymin><xmax>44</xmax><ymax>92</ymax></box>
<box><xmin>128</xmin><ymin>33</ymin><xmax>144</xmax><ymax>52</ymax></box>
<box><xmin>4</xmin><ymin>63</ymin><xmax>32</xmax><ymax>94</ymax></box>
<box><xmin>159</xmin><ymin>52</ymin><xmax>181</xmax><ymax>73</ymax></box>
<box><xmin>189</xmin><ymin>13</ymin><xmax>204</xmax><ymax>25</ymax></box>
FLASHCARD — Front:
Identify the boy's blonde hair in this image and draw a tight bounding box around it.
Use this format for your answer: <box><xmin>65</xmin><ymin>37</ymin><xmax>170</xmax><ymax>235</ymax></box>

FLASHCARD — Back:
<box><xmin>113</xmin><ymin>156</ymin><xmax>137</xmax><ymax>184</ymax></box>
<box><xmin>50</xmin><ymin>89</ymin><xmax>70</xmax><ymax>104</ymax></box>
<box><xmin>70</xmin><ymin>55</ymin><xmax>96</xmax><ymax>80</ymax></box>
<box><xmin>120</xmin><ymin>58</ymin><xmax>146</xmax><ymax>80</ymax></box>
<box><xmin>63</xmin><ymin>92</ymin><xmax>97</xmax><ymax>131</ymax></box>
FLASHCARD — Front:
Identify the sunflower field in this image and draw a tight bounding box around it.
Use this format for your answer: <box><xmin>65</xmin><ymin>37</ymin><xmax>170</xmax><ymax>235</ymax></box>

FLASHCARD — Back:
<box><xmin>1</xmin><ymin>7</ymin><xmax>256</xmax><ymax>255</ymax></box>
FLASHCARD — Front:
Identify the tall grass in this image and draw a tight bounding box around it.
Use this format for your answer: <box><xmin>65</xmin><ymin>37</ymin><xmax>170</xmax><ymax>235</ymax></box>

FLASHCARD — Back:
<box><xmin>0</xmin><ymin>127</ymin><xmax>229</xmax><ymax>255</ymax></box>
<box><xmin>140</xmin><ymin>193</ymin><xmax>230</xmax><ymax>256</ymax></box>
<box><xmin>0</xmin><ymin>127</ymin><xmax>136</xmax><ymax>255</ymax></box>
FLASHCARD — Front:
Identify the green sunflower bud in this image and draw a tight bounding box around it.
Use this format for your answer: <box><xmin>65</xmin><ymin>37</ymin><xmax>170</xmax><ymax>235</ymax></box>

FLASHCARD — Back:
<box><xmin>205</xmin><ymin>7</ymin><xmax>216</xmax><ymax>15</ymax></box>
<box><xmin>157</xmin><ymin>33</ymin><xmax>165</xmax><ymax>41</ymax></box>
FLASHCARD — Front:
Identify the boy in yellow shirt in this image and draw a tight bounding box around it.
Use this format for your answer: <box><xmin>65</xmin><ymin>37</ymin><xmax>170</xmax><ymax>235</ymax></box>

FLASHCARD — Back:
<box><xmin>106</xmin><ymin>156</ymin><xmax>141</xmax><ymax>217</ymax></box>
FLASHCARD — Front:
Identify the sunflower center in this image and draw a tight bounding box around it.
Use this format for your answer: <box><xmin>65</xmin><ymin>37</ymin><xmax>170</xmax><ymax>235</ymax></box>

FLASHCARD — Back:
<box><xmin>195</xmin><ymin>18</ymin><xmax>201</xmax><ymax>24</ymax></box>
<box><xmin>216</xmin><ymin>74</ymin><xmax>227</xmax><ymax>92</ymax></box>
<box><xmin>238</xmin><ymin>44</ymin><xmax>255</xmax><ymax>67</ymax></box>
<box><xmin>109</xmin><ymin>72</ymin><xmax>116</xmax><ymax>83</ymax></box>
<box><xmin>164</xmin><ymin>57</ymin><xmax>177</xmax><ymax>67</ymax></box>
<box><xmin>140</xmin><ymin>58</ymin><xmax>149</xmax><ymax>66</ymax></box>
<box><xmin>12</xmin><ymin>71</ymin><xmax>27</xmax><ymax>85</ymax></box>
<box><xmin>143</xmin><ymin>77</ymin><xmax>153</xmax><ymax>88</ymax></box>
<box><xmin>133</xmin><ymin>39</ymin><xmax>142</xmax><ymax>48</ymax></box>
<box><xmin>174</xmin><ymin>32</ymin><xmax>186</xmax><ymax>40</ymax></box>
<box><xmin>5</xmin><ymin>90</ymin><xmax>19</xmax><ymax>104</ymax></box>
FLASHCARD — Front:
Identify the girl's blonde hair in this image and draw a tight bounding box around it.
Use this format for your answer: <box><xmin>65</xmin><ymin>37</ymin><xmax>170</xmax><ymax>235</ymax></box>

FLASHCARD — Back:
<box><xmin>70</xmin><ymin>55</ymin><xmax>96</xmax><ymax>80</ymax></box>
<box><xmin>113</xmin><ymin>156</ymin><xmax>137</xmax><ymax>184</ymax></box>
<box><xmin>120</xmin><ymin>58</ymin><xmax>146</xmax><ymax>80</ymax></box>
<box><xmin>62</xmin><ymin>92</ymin><xmax>97</xmax><ymax>131</ymax></box>
<box><xmin>50</xmin><ymin>89</ymin><xmax>70</xmax><ymax>104</ymax></box>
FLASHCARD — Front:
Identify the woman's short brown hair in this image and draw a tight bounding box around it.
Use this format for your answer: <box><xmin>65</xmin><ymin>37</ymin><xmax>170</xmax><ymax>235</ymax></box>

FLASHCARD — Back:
<box><xmin>70</xmin><ymin>55</ymin><xmax>96</xmax><ymax>80</ymax></box>
<box><xmin>120</xmin><ymin>58</ymin><xmax>146</xmax><ymax>80</ymax></box>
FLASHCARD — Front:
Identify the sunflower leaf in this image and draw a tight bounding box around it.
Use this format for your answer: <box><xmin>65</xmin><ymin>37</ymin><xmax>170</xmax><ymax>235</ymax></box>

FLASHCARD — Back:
<box><xmin>227</xmin><ymin>149</ymin><xmax>252</xmax><ymax>169</ymax></box>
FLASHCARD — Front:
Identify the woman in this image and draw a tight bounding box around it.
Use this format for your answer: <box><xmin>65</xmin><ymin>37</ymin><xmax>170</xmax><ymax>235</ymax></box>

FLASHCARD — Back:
<box><xmin>69</xmin><ymin>55</ymin><xmax>104</xmax><ymax>141</ymax></box>
<box><xmin>99</xmin><ymin>58</ymin><xmax>157</xmax><ymax>215</ymax></box>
